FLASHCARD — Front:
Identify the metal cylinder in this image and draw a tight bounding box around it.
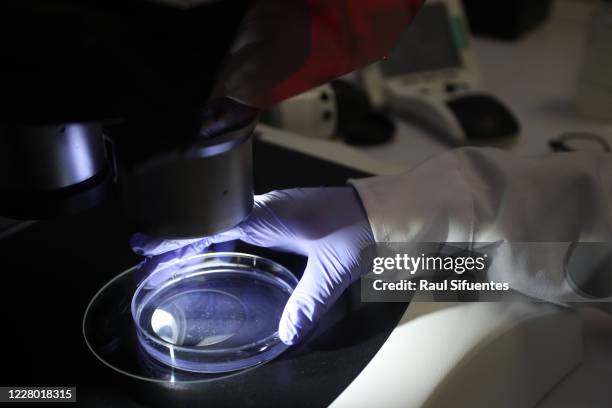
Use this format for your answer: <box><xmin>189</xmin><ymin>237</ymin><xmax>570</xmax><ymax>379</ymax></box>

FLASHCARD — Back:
<box><xmin>119</xmin><ymin>119</ymin><xmax>255</xmax><ymax>239</ymax></box>
<box><xmin>0</xmin><ymin>123</ymin><xmax>107</xmax><ymax>191</ymax></box>
<box><xmin>0</xmin><ymin>123</ymin><xmax>112</xmax><ymax>219</ymax></box>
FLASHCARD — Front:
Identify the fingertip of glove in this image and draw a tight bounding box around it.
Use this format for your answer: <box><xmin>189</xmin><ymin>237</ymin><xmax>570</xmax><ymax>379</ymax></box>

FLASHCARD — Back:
<box><xmin>130</xmin><ymin>233</ymin><xmax>149</xmax><ymax>255</ymax></box>
<box><xmin>278</xmin><ymin>326</ymin><xmax>301</xmax><ymax>346</ymax></box>
<box><xmin>278</xmin><ymin>322</ymin><xmax>301</xmax><ymax>346</ymax></box>
<box><xmin>278</xmin><ymin>304</ymin><xmax>314</xmax><ymax>346</ymax></box>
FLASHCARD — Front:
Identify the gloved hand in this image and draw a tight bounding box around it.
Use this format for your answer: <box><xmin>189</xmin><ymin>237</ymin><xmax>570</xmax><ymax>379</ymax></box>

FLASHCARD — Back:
<box><xmin>131</xmin><ymin>187</ymin><xmax>374</xmax><ymax>345</ymax></box>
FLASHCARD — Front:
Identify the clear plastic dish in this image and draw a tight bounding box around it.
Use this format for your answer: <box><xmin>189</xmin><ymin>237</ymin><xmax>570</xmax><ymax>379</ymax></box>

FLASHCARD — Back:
<box><xmin>131</xmin><ymin>252</ymin><xmax>298</xmax><ymax>373</ymax></box>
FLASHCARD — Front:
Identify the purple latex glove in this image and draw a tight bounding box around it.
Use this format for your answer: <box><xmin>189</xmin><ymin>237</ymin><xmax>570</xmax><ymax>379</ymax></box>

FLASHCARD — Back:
<box><xmin>131</xmin><ymin>187</ymin><xmax>374</xmax><ymax>345</ymax></box>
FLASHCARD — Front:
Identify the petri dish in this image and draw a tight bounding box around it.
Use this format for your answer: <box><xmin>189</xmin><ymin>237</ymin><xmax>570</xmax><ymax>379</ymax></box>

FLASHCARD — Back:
<box><xmin>131</xmin><ymin>252</ymin><xmax>298</xmax><ymax>373</ymax></box>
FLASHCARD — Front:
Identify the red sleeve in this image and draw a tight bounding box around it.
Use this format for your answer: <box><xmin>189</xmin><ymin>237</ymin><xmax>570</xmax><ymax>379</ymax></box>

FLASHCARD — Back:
<box><xmin>218</xmin><ymin>0</ymin><xmax>425</xmax><ymax>108</ymax></box>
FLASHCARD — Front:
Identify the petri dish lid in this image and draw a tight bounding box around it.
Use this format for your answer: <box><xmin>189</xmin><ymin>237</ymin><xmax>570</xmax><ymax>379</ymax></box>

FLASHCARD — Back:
<box><xmin>131</xmin><ymin>252</ymin><xmax>298</xmax><ymax>373</ymax></box>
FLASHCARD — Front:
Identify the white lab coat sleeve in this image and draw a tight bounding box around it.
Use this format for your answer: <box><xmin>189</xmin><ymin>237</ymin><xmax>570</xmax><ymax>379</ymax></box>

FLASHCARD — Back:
<box><xmin>350</xmin><ymin>147</ymin><xmax>612</xmax><ymax>304</ymax></box>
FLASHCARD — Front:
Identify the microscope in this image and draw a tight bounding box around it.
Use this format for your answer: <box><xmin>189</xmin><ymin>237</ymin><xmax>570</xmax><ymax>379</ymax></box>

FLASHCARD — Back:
<box><xmin>0</xmin><ymin>0</ymin><xmax>258</xmax><ymax>238</ymax></box>
<box><xmin>0</xmin><ymin>0</ymin><xmax>423</xmax><ymax>240</ymax></box>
